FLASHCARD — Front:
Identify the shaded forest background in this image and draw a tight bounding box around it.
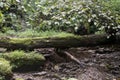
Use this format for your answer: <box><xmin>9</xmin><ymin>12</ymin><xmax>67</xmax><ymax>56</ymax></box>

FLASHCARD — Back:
<box><xmin>0</xmin><ymin>0</ymin><xmax>120</xmax><ymax>38</ymax></box>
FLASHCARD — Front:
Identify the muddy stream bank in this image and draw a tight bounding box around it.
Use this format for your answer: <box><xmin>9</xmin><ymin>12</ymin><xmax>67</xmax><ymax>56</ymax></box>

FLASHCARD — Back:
<box><xmin>13</xmin><ymin>45</ymin><xmax>120</xmax><ymax>80</ymax></box>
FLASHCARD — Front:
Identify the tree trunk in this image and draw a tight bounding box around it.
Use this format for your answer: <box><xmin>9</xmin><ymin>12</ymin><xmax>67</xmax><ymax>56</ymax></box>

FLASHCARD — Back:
<box><xmin>0</xmin><ymin>34</ymin><xmax>119</xmax><ymax>50</ymax></box>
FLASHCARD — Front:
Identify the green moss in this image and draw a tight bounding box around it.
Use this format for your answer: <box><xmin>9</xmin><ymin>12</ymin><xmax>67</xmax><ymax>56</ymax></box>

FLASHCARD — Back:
<box><xmin>0</xmin><ymin>29</ymin><xmax>81</xmax><ymax>46</ymax></box>
<box><xmin>9</xmin><ymin>38</ymin><xmax>33</xmax><ymax>45</ymax></box>
<box><xmin>0</xmin><ymin>58</ymin><xmax>12</xmax><ymax>80</ymax></box>
<box><xmin>1</xmin><ymin>50</ymin><xmax>45</xmax><ymax>69</ymax></box>
<box><xmin>0</xmin><ymin>58</ymin><xmax>12</xmax><ymax>75</ymax></box>
<box><xmin>5</xmin><ymin>35</ymin><xmax>80</xmax><ymax>45</ymax></box>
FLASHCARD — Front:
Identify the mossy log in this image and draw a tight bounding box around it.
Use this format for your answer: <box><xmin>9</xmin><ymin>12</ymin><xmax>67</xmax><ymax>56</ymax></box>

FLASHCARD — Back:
<box><xmin>0</xmin><ymin>34</ymin><xmax>119</xmax><ymax>50</ymax></box>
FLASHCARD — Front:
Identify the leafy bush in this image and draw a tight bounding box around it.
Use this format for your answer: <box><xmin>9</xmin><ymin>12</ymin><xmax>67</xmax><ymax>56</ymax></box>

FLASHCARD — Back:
<box><xmin>24</xmin><ymin>0</ymin><xmax>120</xmax><ymax>36</ymax></box>
<box><xmin>103</xmin><ymin>0</ymin><xmax>120</xmax><ymax>14</ymax></box>
<box><xmin>0</xmin><ymin>0</ymin><xmax>120</xmax><ymax>38</ymax></box>
<box><xmin>0</xmin><ymin>0</ymin><xmax>26</xmax><ymax>32</ymax></box>
<box><xmin>1</xmin><ymin>50</ymin><xmax>45</xmax><ymax>69</ymax></box>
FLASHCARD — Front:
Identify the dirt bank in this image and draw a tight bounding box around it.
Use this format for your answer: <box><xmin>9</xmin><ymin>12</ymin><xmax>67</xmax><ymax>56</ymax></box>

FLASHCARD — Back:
<box><xmin>13</xmin><ymin>45</ymin><xmax>120</xmax><ymax>80</ymax></box>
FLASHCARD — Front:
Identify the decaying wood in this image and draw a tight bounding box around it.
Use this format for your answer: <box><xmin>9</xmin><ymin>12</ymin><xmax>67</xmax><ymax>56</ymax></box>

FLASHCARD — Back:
<box><xmin>55</xmin><ymin>48</ymin><xmax>84</xmax><ymax>67</ymax></box>
<box><xmin>0</xmin><ymin>34</ymin><xmax>119</xmax><ymax>50</ymax></box>
<box><xmin>63</xmin><ymin>51</ymin><xmax>83</xmax><ymax>66</ymax></box>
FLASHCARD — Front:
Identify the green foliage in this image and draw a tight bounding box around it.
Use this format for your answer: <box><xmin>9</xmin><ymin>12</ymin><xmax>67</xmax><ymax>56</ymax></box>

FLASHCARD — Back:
<box><xmin>23</xmin><ymin>0</ymin><xmax>120</xmax><ymax>36</ymax></box>
<box><xmin>15</xmin><ymin>29</ymin><xmax>74</xmax><ymax>38</ymax></box>
<box><xmin>103</xmin><ymin>0</ymin><xmax>120</xmax><ymax>14</ymax></box>
<box><xmin>0</xmin><ymin>0</ymin><xmax>26</xmax><ymax>32</ymax></box>
<box><xmin>0</xmin><ymin>0</ymin><xmax>120</xmax><ymax>37</ymax></box>
<box><xmin>104</xmin><ymin>0</ymin><xmax>120</xmax><ymax>26</ymax></box>
<box><xmin>0</xmin><ymin>29</ymin><xmax>75</xmax><ymax>38</ymax></box>
<box><xmin>1</xmin><ymin>50</ymin><xmax>45</xmax><ymax>69</ymax></box>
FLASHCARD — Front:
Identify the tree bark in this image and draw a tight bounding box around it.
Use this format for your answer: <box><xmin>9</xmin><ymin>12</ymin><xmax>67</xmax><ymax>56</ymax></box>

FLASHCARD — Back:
<box><xmin>0</xmin><ymin>34</ymin><xmax>119</xmax><ymax>50</ymax></box>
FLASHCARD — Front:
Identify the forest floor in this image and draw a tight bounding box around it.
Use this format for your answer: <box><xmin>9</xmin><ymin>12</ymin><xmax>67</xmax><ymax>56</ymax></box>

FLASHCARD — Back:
<box><xmin>13</xmin><ymin>45</ymin><xmax>120</xmax><ymax>80</ymax></box>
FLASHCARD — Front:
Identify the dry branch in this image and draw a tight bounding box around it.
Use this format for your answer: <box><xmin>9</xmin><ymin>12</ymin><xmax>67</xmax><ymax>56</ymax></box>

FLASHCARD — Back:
<box><xmin>63</xmin><ymin>51</ymin><xmax>83</xmax><ymax>65</ymax></box>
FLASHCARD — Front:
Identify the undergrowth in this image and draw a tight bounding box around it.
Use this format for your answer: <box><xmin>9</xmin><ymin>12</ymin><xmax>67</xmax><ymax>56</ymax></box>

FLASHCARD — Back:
<box><xmin>0</xmin><ymin>29</ymin><xmax>75</xmax><ymax>38</ymax></box>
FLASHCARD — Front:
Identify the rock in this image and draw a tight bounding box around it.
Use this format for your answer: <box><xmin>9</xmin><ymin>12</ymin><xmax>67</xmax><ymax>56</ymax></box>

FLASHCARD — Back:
<box><xmin>78</xmin><ymin>67</ymin><xmax>115</xmax><ymax>80</ymax></box>
<box><xmin>33</xmin><ymin>71</ymin><xmax>47</xmax><ymax>76</ymax></box>
<box><xmin>87</xmin><ymin>50</ymin><xmax>96</xmax><ymax>54</ymax></box>
<box><xmin>100</xmin><ymin>63</ymin><xmax>106</xmax><ymax>67</ymax></box>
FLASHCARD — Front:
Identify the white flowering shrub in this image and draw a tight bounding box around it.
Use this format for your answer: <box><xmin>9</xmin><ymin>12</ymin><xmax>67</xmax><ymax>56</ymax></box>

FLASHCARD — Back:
<box><xmin>26</xmin><ymin>0</ymin><xmax>120</xmax><ymax>36</ymax></box>
<box><xmin>0</xmin><ymin>0</ymin><xmax>26</xmax><ymax>32</ymax></box>
<box><xmin>0</xmin><ymin>0</ymin><xmax>120</xmax><ymax>37</ymax></box>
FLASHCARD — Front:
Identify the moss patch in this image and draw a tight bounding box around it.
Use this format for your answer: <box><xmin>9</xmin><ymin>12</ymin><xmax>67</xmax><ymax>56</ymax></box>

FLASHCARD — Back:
<box><xmin>1</xmin><ymin>35</ymin><xmax>80</xmax><ymax>46</ymax></box>
<box><xmin>0</xmin><ymin>58</ymin><xmax>12</xmax><ymax>80</ymax></box>
<box><xmin>9</xmin><ymin>38</ymin><xmax>33</xmax><ymax>45</ymax></box>
<box><xmin>0</xmin><ymin>58</ymin><xmax>12</xmax><ymax>75</ymax></box>
<box><xmin>1</xmin><ymin>50</ymin><xmax>45</xmax><ymax>70</ymax></box>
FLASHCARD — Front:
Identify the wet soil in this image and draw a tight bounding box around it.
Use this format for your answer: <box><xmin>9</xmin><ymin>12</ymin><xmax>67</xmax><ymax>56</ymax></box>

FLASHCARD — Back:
<box><xmin>13</xmin><ymin>45</ymin><xmax>120</xmax><ymax>80</ymax></box>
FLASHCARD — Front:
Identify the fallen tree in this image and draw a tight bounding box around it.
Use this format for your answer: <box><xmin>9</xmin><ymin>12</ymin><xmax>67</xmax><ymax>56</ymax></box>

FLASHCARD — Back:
<box><xmin>0</xmin><ymin>34</ymin><xmax>119</xmax><ymax>50</ymax></box>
